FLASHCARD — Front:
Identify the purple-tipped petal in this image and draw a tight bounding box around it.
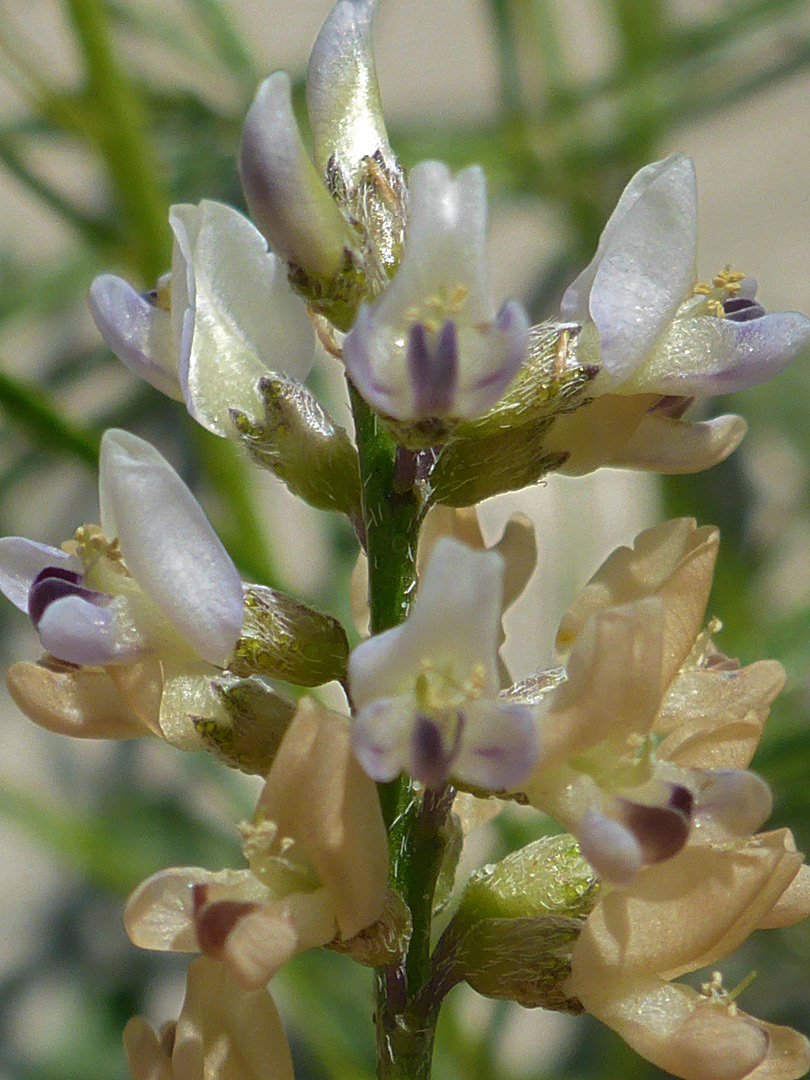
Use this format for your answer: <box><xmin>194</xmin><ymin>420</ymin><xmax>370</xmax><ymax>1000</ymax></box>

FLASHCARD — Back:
<box><xmin>648</xmin><ymin>310</ymin><xmax>810</xmax><ymax>396</ymax></box>
<box><xmin>616</xmin><ymin>785</ymin><xmax>693</xmax><ymax>867</ymax></box>
<box><xmin>240</xmin><ymin>72</ymin><xmax>354</xmax><ymax>278</ymax></box>
<box><xmin>410</xmin><ymin>713</ymin><xmax>461</xmax><ymax>789</ymax></box>
<box><xmin>0</xmin><ymin>538</ymin><xmax>80</xmax><ymax>612</ymax></box>
<box><xmin>407</xmin><ymin>320</ymin><xmax>458</xmax><ymax>418</ymax></box>
<box><xmin>27</xmin><ymin>568</ymin><xmax>105</xmax><ymax>628</ymax></box>
<box><xmin>723</xmin><ymin>296</ymin><xmax>766</xmax><ymax>322</ymax></box>
<box><xmin>37</xmin><ymin>594</ymin><xmax>146</xmax><ymax>666</ymax></box>
<box><xmin>88</xmin><ymin>275</ymin><xmax>182</xmax><ymax>400</ymax></box>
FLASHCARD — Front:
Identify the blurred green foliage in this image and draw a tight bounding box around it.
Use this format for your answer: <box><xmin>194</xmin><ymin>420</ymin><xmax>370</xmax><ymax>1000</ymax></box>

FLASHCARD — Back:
<box><xmin>0</xmin><ymin>0</ymin><xmax>809</xmax><ymax>1077</ymax></box>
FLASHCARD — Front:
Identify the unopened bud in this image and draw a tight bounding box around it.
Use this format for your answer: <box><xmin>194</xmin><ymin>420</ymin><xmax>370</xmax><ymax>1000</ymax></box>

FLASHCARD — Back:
<box><xmin>231</xmin><ymin>584</ymin><xmax>350</xmax><ymax>687</ymax></box>
<box><xmin>306</xmin><ymin>0</ymin><xmax>406</xmax><ymax>291</ymax></box>
<box><xmin>230</xmin><ymin>375</ymin><xmax>361</xmax><ymax>519</ymax></box>
<box><xmin>442</xmin><ymin>834</ymin><xmax>599</xmax><ymax>1010</ymax></box>
<box><xmin>240</xmin><ymin>72</ymin><xmax>367</xmax><ymax>329</ymax></box>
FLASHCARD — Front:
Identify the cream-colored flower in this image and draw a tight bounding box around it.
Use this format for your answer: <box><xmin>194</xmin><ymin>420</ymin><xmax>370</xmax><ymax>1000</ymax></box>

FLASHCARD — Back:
<box><xmin>124</xmin><ymin>956</ymin><xmax>294</xmax><ymax>1080</ymax></box>
<box><xmin>567</xmin><ymin>828</ymin><xmax>810</xmax><ymax>1080</ymax></box>
<box><xmin>124</xmin><ymin>698</ymin><xmax>388</xmax><ymax>989</ymax></box>
<box><xmin>515</xmin><ymin>519</ymin><xmax>778</xmax><ymax>883</ymax></box>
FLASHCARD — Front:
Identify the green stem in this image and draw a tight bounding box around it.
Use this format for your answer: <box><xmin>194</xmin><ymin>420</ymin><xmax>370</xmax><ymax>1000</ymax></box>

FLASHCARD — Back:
<box><xmin>350</xmin><ymin>385</ymin><xmax>453</xmax><ymax>1080</ymax></box>
<box><xmin>65</xmin><ymin>0</ymin><xmax>169</xmax><ymax>281</ymax></box>
<box><xmin>349</xmin><ymin>385</ymin><xmax>422</xmax><ymax>635</ymax></box>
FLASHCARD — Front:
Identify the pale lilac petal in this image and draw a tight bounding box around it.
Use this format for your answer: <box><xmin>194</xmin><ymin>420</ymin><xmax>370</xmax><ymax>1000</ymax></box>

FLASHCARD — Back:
<box><xmin>579</xmin><ymin>806</ymin><xmax>643</xmax><ymax>884</ymax></box>
<box><xmin>88</xmin><ymin>275</ymin><xmax>182</xmax><ymax>400</ymax></box>
<box><xmin>240</xmin><ymin>71</ymin><xmax>354</xmax><ymax>277</ymax></box>
<box><xmin>376</xmin><ymin>162</ymin><xmax>492</xmax><ymax>324</ymax></box>
<box><xmin>694</xmin><ymin>769</ymin><xmax>772</xmax><ymax>839</ymax></box>
<box><xmin>348</xmin><ymin>538</ymin><xmax>503</xmax><ymax>707</ymax></box>
<box><xmin>610</xmin><ymin>413</ymin><xmax>747</xmax><ymax>474</ymax></box>
<box><xmin>642</xmin><ymin>310</ymin><xmax>810</xmax><ymax>395</ymax></box>
<box><xmin>306</xmin><ymin>0</ymin><xmax>395</xmax><ymax>177</ymax></box>
<box><xmin>561</xmin><ymin>156</ymin><xmax>692</xmax><ymax>322</ymax></box>
<box><xmin>99</xmin><ymin>430</ymin><xmax>244</xmax><ymax>665</ymax></box>
<box><xmin>452</xmin><ymin>700</ymin><xmax>539</xmax><ymax>790</ymax></box>
<box><xmin>562</xmin><ymin>155</ymin><xmax>697</xmax><ymax>381</ymax></box>
<box><xmin>170</xmin><ymin>200</ymin><xmax>315</xmax><ymax>436</ymax></box>
<box><xmin>37</xmin><ymin>594</ymin><xmax>147</xmax><ymax>665</ymax></box>
<box><xmin>0</xmin><ymin>538</ymin><xmax>79</xmax><ymax>612</ymax></box>
<box><xmin>351</xmin><ymin>698</ymin><xmax>412</xmax><ymax>781</ymax></box>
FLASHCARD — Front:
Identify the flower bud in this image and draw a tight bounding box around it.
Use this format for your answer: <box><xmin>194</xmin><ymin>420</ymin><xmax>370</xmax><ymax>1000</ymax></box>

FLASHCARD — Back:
<box><xmin>231</xmin><ymin>584</ymin><xmax>350</xmax><ymax>687</ymax></box>
<box><xmin>230</xmin><ymin>375</ymin><xmax>361</xmax><ymax>518</ymax></box>
<box><xmin>240</xmin><ymin>72</ymin><xmax>368</xmax><ymax>329</ymax></box>
<box><xmin>306</xmin><ymin>0</ymin><xmax>406</xmax><ymax>289</ymax></box>
<box><xmin>445</xmin><ymin>834</ymin><xmax>600</xmax><ymax>1010</ymax></box>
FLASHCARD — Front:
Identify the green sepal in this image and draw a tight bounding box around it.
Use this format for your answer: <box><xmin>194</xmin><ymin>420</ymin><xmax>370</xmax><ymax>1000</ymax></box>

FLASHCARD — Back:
<box><xmin>230</xmin><ymin>584</ymin><xmax>350</xmax><ymax>687</ymax></box>
<box><xmin>192</xmin><ymin>674</ymin><xmax>296</xmax><ymax>775</ymax></box>
<box><xmin>432</xmin><ymin>834</ymin><xmax>600</xmax><ymax>1011</ymax></box>
<box><xmin>433</xmin><ymin>807</ymin><xmax>463</xmax><ymax>916</ymax></box>
<box><xmin>230</xmin><ymin>375</ymin><xmax>362</xmax><ymax>518</ymax></box>
<box><xmin>425</xmin><ymin>324</ymin><xmax>597</xmax><ymax>505</ymax></box>
<box><xmin>286</xmin><ymin>247</ymin><xmax>368</xmax><ymax>332</ymax></box>
<box><xmin>327</xmin><ymin>889</ymin><xmax>413</xmax><ymax>968</ymax></box>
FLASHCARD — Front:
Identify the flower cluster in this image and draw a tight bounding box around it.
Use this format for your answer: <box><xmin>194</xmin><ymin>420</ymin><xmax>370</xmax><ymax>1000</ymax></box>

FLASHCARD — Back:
<box><xmin>2</xmin><ymin>1</ymin><xmax>809</xmax><ymax>1079</ymax></box>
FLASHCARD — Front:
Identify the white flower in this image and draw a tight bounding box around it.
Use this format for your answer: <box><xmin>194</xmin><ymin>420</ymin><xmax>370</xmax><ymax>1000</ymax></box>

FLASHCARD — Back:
<box><xmin>0</xmin><ymin>429</ymin><xmax>243</xmax><ymax>668</ymax></box>
<box><xmin>89</xmin><ymin>200</ymin><xmax>315</xmax><ymax>437</ymax></box>
<box><xmin>343</xmin><ymin>162</ymin><xmax>529</xmax><ymax>421</ymax></box>
<box><xmin>560</xmin><ymin>153</ymin><xmax>810</xmax><ymax>395</ymax></box>
<box><xmin>348</xmin><ymin>537</ymin><xmax>539</xmax><ymax>790</ymax></box>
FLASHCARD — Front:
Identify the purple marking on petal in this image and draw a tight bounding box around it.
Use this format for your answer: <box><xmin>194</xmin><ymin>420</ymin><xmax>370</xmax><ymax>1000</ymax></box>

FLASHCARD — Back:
<box><xmin>468</xmin><ymin>300</ymin><xmax>529</xmax><ymax>398</ymax></box>
<box><xmin>723</xmin><ymin>297</ymin><xmax>766</xmax><ymax>322</ymax></box>
<box><xmin>27</xmin><ymin>568</ymin><xmax>109</xmax><ymax>628</ymax></box>
<box><xmin>410</xmin><ymin>713</ymin><xmax>462</xmax><ymax>789</ymax></box>
<box><xmin>407</xmin><ymin>320</ymin><xmax>458</xmax><ymax>418</ymax></box>
<box><xmin>617</xmin><ymin>784</ymin><xmax>693</xmax><ymax>866</ymax></box>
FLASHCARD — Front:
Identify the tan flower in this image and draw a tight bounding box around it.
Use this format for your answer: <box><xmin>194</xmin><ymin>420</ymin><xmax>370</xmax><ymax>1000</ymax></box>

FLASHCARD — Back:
<box><xmin>124</xmin><ymin>698</ymin><xmax>388</xmax><ymax>989</ymax></box>
<box><xmin>567</xmin><ymin>829</ymin><xmax>810</xmax><ymax>1080</ymax></box>
<box><xmin>124</xmin><ymin>956</ymin><xmax>294</xmax><ymax>1080</ymax></box>
<box><xmin>514</xmin><ymin>520</ymin><xmax>778</xmax><ymax>883</ymax></box>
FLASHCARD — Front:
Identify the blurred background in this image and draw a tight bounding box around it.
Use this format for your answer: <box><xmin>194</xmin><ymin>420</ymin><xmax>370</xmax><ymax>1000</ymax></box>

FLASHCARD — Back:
<box><xmin>0</xmin><ymin>0</ymin><xmax>809</xmax><ymax>1077</ymax></box>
